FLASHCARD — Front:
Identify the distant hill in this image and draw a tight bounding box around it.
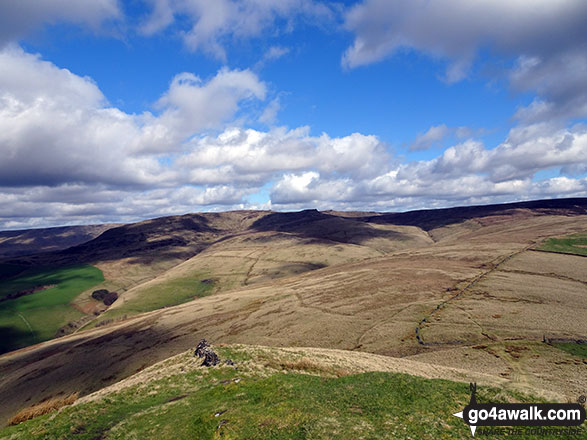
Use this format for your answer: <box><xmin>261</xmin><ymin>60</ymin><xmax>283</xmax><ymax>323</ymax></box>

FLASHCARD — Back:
<box><xmin>0</xmin><ymin>224</ymin><xmax>118</xmax><ymax>258</ymax></box>
<box><xmin>361</xmin><ymin>197</ymin><xmax>587</xmax><ymax>230</ymax></box>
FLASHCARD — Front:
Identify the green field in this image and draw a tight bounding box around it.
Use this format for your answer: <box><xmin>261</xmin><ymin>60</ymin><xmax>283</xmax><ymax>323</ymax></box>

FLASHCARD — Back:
<box><xmin>89</xmin><ymin>273</ymin><xmax>214</xmax><ymax>327</ymax></box>
<box><xmin>0</xmin><ymin>346</ymin><xmax>560</xmax><ymax>440</ymax></box>
<box><xmin>539</xmin><ymin>232</ymin><xmax>587</xmax><ymax>256</ymax></box>
<box><xmin>552</xmin><ymin>342</ymin><xmax>587</xmax><ymax>358</ymax></box>
<box><xmin>0</xmin><ymin>265</ymin><xmax>104</xmax><ymax>354</ymax></box>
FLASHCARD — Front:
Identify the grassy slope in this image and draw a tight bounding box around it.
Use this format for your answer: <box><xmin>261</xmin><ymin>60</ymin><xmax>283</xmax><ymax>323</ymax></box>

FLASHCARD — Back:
<box><xmin>0</xmin><ymin>265</ymin><xmax>103</xmax><ymax>353</ymax></box>
<box><xmin>86</xmin><ymin>273</ymin><xmax>214</xmax><ymax>327</ymax></box>
<box><xmin>0</xmin><ymin>345</ymin><xmax>558</xmax><ymax>440</ymax></box>
<box><xmin>539</xmin><ymin>232</ymin><xmax>587</xmax><ymax>256</ymax></box>
<box><xmin>551</xmin><ymin>342</ymin><xmax>587</xmax><ymax>358</ymax></box>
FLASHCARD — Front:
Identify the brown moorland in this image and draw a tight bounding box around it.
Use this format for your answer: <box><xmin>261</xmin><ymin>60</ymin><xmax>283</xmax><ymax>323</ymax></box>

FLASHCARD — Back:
<box><xmin>0</xmin><ymin>198</ymin><xmax>585</xmax><ymax>427</ymax></box>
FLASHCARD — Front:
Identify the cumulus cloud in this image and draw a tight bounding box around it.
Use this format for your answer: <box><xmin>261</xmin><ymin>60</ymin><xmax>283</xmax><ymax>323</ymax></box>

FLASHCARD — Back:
<box><xmin>511</xmin><ymin>51</ymin><xmax>587</xmax><ymax>122</ymax></box>
<box><xmin>342</xmin><ymin>0</ymin><xmax>587</xmax><ymax>123</ymax></box>
<box><xmin>155</xmin><ymin>68</ymin><xmax>266</xmax><ymax>144</ymax></box>
<box><xmin>264</xmin><ymin>46</ymin><xmax>290</xmax><ymax>61</ymax></box>
<box><xmin>0</xmin><ymin>0</ymin><xmax>121</xmax><ymax>46</ymax></box>
<box><xmin>409</xmin><ymin>124</ymin><xmax>478</xmax><ymax>151</ymax></box>
<box><xmin>177</xmin><ymin>127</ymin><xmax>389</xmax><ymax>186</ymax></box>
<box><xmin>269</xmin><ymin>123</ymin><xmax>587</xmax><ymax>210</ymax></box>
<box><xmin>259</xmin><ymin>97</ymin><xmax>281</xmax><ymax>125</ymax></box>
<box><xmin>140</xmin><ymin>0</ymin><xmax>333</xmax><ymax>60</ymax></box>
<box><xmin>2</xmin><ymin>118</ymin><xmax>586</xmax><ymax>229</ymax></box>
<box><xmin>1</xmin><ymin>41</ymin><xmax>586</xmax><ymax>229</ymax></box>
<box><xmin>343</xmin><ymin>1</ymin><xmax>587</xmax><ymax>71</ymax></box>
<box><xmin>0</xmin><ymin>47</ymin><xmax>267</xmax><ymax>187</ymax></box>
<box><xmin>410</xmin><ymin>124</ymin><xmax>450</xmax><ymax>151</ymax></box>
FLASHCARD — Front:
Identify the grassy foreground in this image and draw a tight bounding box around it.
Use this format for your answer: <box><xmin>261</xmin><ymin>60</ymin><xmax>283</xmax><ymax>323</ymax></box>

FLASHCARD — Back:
<box><xmin>0</xmin><ymin>265</ymin><xmax>103</xmax><ymax>353</ymax></box>
<box><xmin>0</xmin><ymin>345</ymin><xmax>569</xmax><ymax>440</ymax></box>
<box><xmin>539</xmin><ymin>232</ymin><xmax>587</xmax><ymax>256</ymax></box>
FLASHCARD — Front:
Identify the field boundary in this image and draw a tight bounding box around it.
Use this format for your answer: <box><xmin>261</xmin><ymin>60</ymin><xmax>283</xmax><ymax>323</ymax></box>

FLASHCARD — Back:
<box><xmin>415</xmin><ymin>245</ymin><xmax>533</xmax><ymax>346</ymax></box>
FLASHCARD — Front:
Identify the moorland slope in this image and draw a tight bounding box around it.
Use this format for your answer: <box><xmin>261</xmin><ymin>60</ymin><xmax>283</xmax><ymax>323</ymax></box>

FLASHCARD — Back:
<box><xmin>0</xmin><ymin>198</ymin><xmax>585</xmax><ymax>428</ymax></box>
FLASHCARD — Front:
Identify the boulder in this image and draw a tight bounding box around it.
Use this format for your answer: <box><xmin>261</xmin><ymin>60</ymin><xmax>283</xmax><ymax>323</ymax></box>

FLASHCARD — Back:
<box><xmin>194</xmin><ymin>339</ymin><xmax>220</xmax><ymax>367</ymax></box>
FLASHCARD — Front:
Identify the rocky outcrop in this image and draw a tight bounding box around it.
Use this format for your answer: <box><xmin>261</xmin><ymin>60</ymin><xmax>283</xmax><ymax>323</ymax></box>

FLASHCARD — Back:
<box><xmin>194</xmin><ymin>339</ymin><xmax>220</xmax><ymax>367</ymax></box>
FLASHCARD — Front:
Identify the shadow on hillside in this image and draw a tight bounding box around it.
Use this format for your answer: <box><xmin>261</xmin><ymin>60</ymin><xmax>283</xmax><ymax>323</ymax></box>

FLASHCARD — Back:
<box><xmin>250</xmin><ymin>209</ymin><xmax>412</xmax><ymax>245</ymax></box>
<box><xmin>358</xmin><ymin>198</ymin><xmax>587</xmax><ymax>231</ymax></box>
<box><xmin>0</xmin><ymin>316</ymin><xmax>203</xmax><ymax>426</ymax></box>
<box><xmin>2</xmin><ymin>214</ymin><xmax>221</xmax><ymax>268</ymax></box>
<box><xmin>0</xmin><ymin>326</ymin><xmax>33</xmax><ymax>355</ymax></box>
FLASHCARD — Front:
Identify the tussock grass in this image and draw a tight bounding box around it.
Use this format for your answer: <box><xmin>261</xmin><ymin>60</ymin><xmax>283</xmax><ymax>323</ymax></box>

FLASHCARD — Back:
<box><xmin>262</xmin><ymin>356</ymin><xmax>352</xmax><ymax>378</ymax></box>
<box><xmin>8</xmin><ymin>393</ymin><xmax>78</xmax><ymax>426</ymax></box>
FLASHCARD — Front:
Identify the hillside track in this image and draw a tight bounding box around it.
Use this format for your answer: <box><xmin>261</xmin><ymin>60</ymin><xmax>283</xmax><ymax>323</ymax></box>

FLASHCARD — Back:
<box><xmin>415</xmin><ymin>244</ymin><xmax>535</xmax><ymax>345</ymax></box>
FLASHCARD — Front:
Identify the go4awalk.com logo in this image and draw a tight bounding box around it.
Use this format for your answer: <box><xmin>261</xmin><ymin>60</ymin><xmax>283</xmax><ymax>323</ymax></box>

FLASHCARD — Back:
<box><xmin>453</xmin><ymin>383</ymin><xmax>586</xmax><ymax>437</ymax></box>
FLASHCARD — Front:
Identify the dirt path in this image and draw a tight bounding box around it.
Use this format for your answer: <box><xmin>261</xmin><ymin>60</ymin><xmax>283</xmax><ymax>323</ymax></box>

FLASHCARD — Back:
<box><xmin>415</xmin><ymin>245</ymin><xmax>533</xmax><ymax>345</ymax></box>
<box><xmin>243</xmin><ymin>250</ymin><xmax>262</xmax><ymax>286</ymax></box>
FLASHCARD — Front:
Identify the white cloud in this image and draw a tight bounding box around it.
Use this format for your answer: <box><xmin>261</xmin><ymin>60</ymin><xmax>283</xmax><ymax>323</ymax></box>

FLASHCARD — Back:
<box><xmin>0</xmin><ymin>45</ymin><xmax>585</xmax><ymax>230</ymax></box>
<box><xmin>342</xmin><ymin>0</ymin><xmax>587</xmax><ymax>126</ymax></box>
<box><xmin>343</xmin><ymin>1</ymin><xmax>587</xmax><ymax>70</ymax></box>
<box><xmin>155</xmin><ymin>68</ymin><xmax>266</xmax><ymax>145</ymax></box>
<box><xmin>410</xmin><ymin>124</ymin><xmax>450</xmax><ymax>151</ymax></box>
<box><xmin>269</xmin><ymin>123</ymin><xmax>587</xmax><ymax>209</ymax></box>
<box><xmin>0</xmin><ymin>47</ymin><xmax>267</xmax><ymax>188</ymax></box>
<box><xmin>264</xmin><ymin>46</ymin><xmax>290</xmax><ymax>61</ymax></box>
<box><xmin>140</xmin><ymin>0</ymin><xmax>333</xmax><ymax>60</ymax></box>
<box><xmin>0</xmin><ymin>0</ymin><xmax>120</xmax><ymax>46</ymax></box>
<box><xmin>177</xmin><ymin>127</ymin><xmax>389</xmax><ymax>186</ymax></box>
<box><xmin>259</xmin><ymin>97</ymin><xmax>281</xmax><ymax>125</ymax></box>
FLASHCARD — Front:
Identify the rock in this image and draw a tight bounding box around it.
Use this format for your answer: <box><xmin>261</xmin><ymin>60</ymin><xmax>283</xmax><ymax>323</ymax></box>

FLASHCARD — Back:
<box><xmin>102</xmin><ymin>291</ymin><xmax>118</xmax><ymax>306</ymax></box>
<box><xmin>201</xmin><ymin>349</ymin><xmax>219</xmax><ymax>367</ymax></box>
<box><xmin>194</xmin><ymin>339</ymin><xmax>210</xmax><ymax>357</ymax></box>
<box><xmin>194</xmin><ymin>339</ymin><xmax>220</xmax><ymax>367</ymax></box>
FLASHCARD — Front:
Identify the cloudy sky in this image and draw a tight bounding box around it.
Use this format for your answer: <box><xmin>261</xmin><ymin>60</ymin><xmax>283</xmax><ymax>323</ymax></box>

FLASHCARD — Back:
<box><xmin>1</xmin><ymin>0</ymin><xmax>586</xmax><ymax>229</ymax></box>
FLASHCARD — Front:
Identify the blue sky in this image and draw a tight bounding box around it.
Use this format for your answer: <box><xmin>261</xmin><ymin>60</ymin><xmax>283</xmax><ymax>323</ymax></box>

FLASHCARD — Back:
<box><xmin>0</xmin><ymin>0</ymin><xmax>586</xmax><ymax>229</ymax></box>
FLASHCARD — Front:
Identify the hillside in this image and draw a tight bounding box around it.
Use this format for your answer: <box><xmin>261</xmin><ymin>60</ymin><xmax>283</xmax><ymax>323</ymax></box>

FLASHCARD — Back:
<box><xmin>0</xmin><ymin>344</ymin><xmax>553</xmax><ymax>439</ymax></box>
<box><xmin>0</xmin><ymin>198</ymin><xmax>586</xmax><ymax>431</ymax></box>
<box><xmin>0</xmin><ymin>225</ymin><xmax>117</xmax><ymax>259</ymax></box>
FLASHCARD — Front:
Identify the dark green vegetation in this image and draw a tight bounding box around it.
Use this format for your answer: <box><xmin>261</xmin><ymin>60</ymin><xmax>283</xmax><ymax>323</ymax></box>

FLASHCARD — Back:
<box><xmin>0</xmin><ymin>265</ymin><xmax>103</xmax><ymax>353</ymax></box>
<box><xmin>87</xmin><ymin>274</ymin><xmax>214</xmax><ymax>328</ymax></box>
<box><xmin>0</xmin><ymin>346</ymin><xmax>554</xmax><ymax>440</ymax></box>
<box><xmin>551</xmin><ymin>342</ymin><xmax>587</xmax><ymax>358</ymax></box>
<box><xmin>539</xmin><ymin>232</ymin><xmax>587</xmax><ymax>256</ymax></box>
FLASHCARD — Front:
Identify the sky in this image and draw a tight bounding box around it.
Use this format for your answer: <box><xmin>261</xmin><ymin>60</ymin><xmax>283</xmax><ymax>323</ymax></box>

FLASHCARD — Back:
<box><xmin>0</xmin><ymin>0</ymin><xmax>586</xmax><ymax>230</ymax></box>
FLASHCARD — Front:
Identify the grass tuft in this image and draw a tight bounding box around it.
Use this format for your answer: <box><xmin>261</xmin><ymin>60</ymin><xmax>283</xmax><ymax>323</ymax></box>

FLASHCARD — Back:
<box><xmin>8</xmin><ymin>393</ymin><xmax>79</xmax><ymax>426</ymax></box>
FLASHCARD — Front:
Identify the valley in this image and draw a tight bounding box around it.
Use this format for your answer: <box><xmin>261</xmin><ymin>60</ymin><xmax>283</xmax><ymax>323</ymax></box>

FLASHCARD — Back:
<box><xmin>0</xmin><ymin>198</ymin><xmax>585</xmax><ymax>435</ymax></box>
